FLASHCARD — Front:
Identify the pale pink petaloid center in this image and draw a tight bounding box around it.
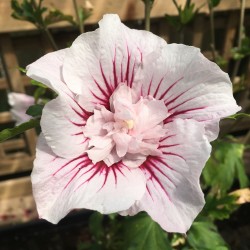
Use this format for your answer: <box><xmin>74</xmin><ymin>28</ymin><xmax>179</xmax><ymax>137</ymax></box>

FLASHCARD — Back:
<box><xmin>84</xmin><ymin>84</ymin><xmax>169</xmax><ymax>168</ymax></box>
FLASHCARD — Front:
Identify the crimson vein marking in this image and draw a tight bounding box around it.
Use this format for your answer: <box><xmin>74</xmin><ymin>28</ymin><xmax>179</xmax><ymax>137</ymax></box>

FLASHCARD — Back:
<box><xmin>90</xmin><ymin>90</ymin><xmax>107</xmax><ymax>105</ymax></box>
<box><xmin>111</xmin><ymin>167</ymin><xmax>118</xmax><ymax>185</ymax></box>
<box><xmin>158</xmin><ymin>143</ymin><xmax>180</xmax><ymax>149</ymax></box>
<box><xmin>64</xmin><ymin>168</ymin><xmax>82</xmax><ymax>190</ymax></box>
<box><xmin>62</xmin><ymin>158</ymin><xmax>89</xmax><ymax>178</ymax></box>
<box><xmin>167</xmin><ymin>96</ymin><xmax>198</xmax><ymax>112</ymax></box>
<box><xmin>91</xmin><ymin>76</ymin><xmax>109</xmax><ymax>99</ymax></box>
<box><xmin>153</xmin><ymin>76</ymin><xmax>165</xmax><ymax>98</ymax></box>
<box><xmin>137</xmin><ymin>47</ymin><xmax>143</xmax><ymax>63</ymax></box>
<box><xmin>153</xmin><ymin>157</ymin><xmax>176</xmax><ymax>171</ymax></box>
<box><xmin>129</xmin><ymin>60</ymin><xmax>136</xmax><ymax>88</ymax></box>
<box><xmin>70</xmin><ymin>106</ymin><xmax>87</xmax><ymax>120</ymax></box>
<box><xmin>146</xmin><ymin>184</ymin><xmax>154</xmax><ymax>201</ymax></box>
<box><xmin>125</xmin><ymin>46</ymin><xmax>131</xmax><ymax>84</ymax></box>
<box><xmin>52</xmin><ymin>154</ymin><xmax>86</xmax><ymax>176</ymax></box>
<box><xmin>164</xmin><ymin>107</ymin><xmax>207</xmax><ymax>123</ymax></box>
<box><xmin>71</xmin><ymin>131</ymin><xmax>84</xmax><ymax>136</ymax></box>
<box><xmin>74</xmin><ymin>162</ymin><xmax>122</xmax><ymax>192</ymax></box>
<box><xmin>162</xmin><ymin>152</ymin><xmax>186</xmax><ymax>161</ymax></box>
<box><xmin>112</xmin><ymin>47</ymin><xmax>118</xmax><ymax>88</ymax></box>
<box><xmin>142</xmin><ymin>162</ymin><xmax>171</xmax><ymax>201</ymax></box>
<box><xmin>147</xmin><ymin>76</ymin><xmax>154</xmax><ymax>96</ymax></box>
<box><xmin>120</xmin><ymin>56</ymin><xmax>125</xmax><ymax>82</ymax></box>
<box><xmin>99</xmin><ymin>164</ymin><xmax>111</xmax><ymax>190</ymax></box>
<box><xmin>68</xmin><ymin>119</ymin><xmax>86</xmax><ymax>127</ymax></box>
<box><xmin>164</xmin><ymin>85</ymin><xmax>198</xmax><ymax>109</ymax></box>
<box><xmin>148</xmin><ymin>159</ymin><xmax>176</xmax><ymax>187</ymax></box>
<box><xmin>159</xmin><ymin>134</ymin><xmax>176</xmax><ymax>143</ymax></box>
<box><xmin>159</xmin><ymin>77</ymin><xmax>184</xmax><ymax>100</ymax></box>
<box><xmin>66</xmin><ymin>93</ymin><xmax>91</xmax><ymax>118</ymax></box>
<box><xmin>99</xmin><ymin>62</ymin><xmax>114</xmax><ymax>95</ymax></box>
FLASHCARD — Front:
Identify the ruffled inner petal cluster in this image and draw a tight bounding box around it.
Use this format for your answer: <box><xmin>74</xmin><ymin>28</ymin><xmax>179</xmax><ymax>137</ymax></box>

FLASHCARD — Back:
<box><xmin>84</xmin><ymin>84</ymin><xmax>169</xmax><ymax>168</ymax></box>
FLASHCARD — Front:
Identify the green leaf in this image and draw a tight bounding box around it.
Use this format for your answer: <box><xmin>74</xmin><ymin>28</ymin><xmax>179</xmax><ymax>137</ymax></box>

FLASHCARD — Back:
<box><xmin>122</xmin><ymin>213</ymin><xmax>172</xmax><ymax>250</ymax></box>
<box><xmin>30</xmin><ymin>79</ymin><xmax>47</xmax><ymax>88</ymax></box>
<box><xmin>26</xmin><ymin>104</ymin><xmax>44</xmax><ymax>117</ymax></box>
<box><xmin>78</xmin><ymin>6</ymin><xmax>92</xmax><ymax>23</ymax></box>
<box><xmin>44</xmin><ymin>9</ymin><xmax>76</xmax><ymax>26</ymax></box>
<box><xmin>89</xmin><ymin>212</ymin><xmax>104</xmax><ymax>242</ymax></box>
<box><xmin>210</xmin><ymin>0</ymin><xmax>221</xmax><ymax>7</ymax></box>
<box><xmin>165</xmin><ymin>0</ymin><xmax>201</xmax><ymax>30</ymax></box>
<box><xmin>215</xmin><ymin>56</ymin><xmax>228</xmax><ymax>68</ymax></box>
<box><xmin>187</xmin><ymin>220</ymin><xmax>229</xmax><ymax>250</ymax></box>
<box><xmin>18</xmin><ymin>67</ymin><xmax>27</xmax><ymax>73</ymax></box>
<box><xmin>165</xmin><ymin>14</ymin><xmax>182</xmax><ymax>30</ymax></box>
<box><xmin>236</xmin><ymin>159</ymin><xmax>249</xmax><ymax>188</ymax></box>
<box><xmin>202</xmin><ymin>194</ymin><xmax>238</xmax><ymax>220</ymax></box>
<box><xmin>231</xmin><ymin>36</ymin><xmax>250</xmax><ymax>60</ymax></box>
<box><xmin>0</xmin><ymin>119</ymin><xmax>40</xmax><ymax>142</ymax></box>
<box><xmin>226</xmin><ymin>113</ymin><xmax>250</xmax><ymax>120</ymax></box>
<box><xmin>34</xmin><ymin>87</ymin><xmax>46</xmax><ymax>103</ymax></box>
<box><xmin>202</xmin><ymin>141</ymin><xmax>249</xmax><ymax>193</ymax></box>
<box><xmin>11</xmin><ymin>0</ymin><xmax>47</xmax><ymax>28</ymax></box>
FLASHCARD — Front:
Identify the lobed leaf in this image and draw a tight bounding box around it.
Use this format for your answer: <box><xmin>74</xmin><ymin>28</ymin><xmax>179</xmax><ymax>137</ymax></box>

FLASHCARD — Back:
<box><xmin>187</xmin><ymin>220</ymin><xmax>229</xmax><ymax>250</ymax></box>
<box><xmin>122</xmin><ymin>213</ymin><xmax>172</xmax><ymax>250</ymax></box>
<box><xmin>202</xmin><ymin>141</ymin><xmax>249</xmax><ymax>194</ymax></box>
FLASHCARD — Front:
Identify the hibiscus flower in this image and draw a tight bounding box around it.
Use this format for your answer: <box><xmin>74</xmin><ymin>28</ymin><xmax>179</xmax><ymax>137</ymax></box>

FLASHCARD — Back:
<box><xmin>26</xmin><ymin>14</ymin><xmax>240</xmax><ymax>233</ymax></box>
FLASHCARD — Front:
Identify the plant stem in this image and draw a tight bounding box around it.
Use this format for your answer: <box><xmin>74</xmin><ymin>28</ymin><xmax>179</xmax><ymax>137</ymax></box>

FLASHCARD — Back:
<box><xmin>231</xmin><ymin>0</ymin><xmax>246</xmax><ymax>82</ymax></box>
<box><xmin>243</xmin><ymin>129</ymin><xmax>250</xmax><ymax>144</ymax></box>
<box><xmin>207</xmin><ymin>0</ymin><xmax>216</xmax><ymax>61</ymax></box>
<box><xmin>179</xmin><ymin>28</ymin><xmax>184</xmax><ymax>44</ymax></box>
<box><xmin>44</xmin><ymin>27</ymin><xmax>58</xmax><ymax>51</ymax></box>
<box><xmin>144</xmin><ymin>0</ymin><xmax>153</xmax><ymax>31</ymax></box>
<box><xmin>73</xmin><ymin>0</ymin><xmax>84</xmax><ymax>33</ymax></box>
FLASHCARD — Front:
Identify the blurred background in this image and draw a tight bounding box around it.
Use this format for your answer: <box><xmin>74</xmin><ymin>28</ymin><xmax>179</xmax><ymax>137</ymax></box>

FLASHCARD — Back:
<box><xmin>0</xmin><ymin>0</ymin><xmax>249</xmax><ymax>249</ymax></box>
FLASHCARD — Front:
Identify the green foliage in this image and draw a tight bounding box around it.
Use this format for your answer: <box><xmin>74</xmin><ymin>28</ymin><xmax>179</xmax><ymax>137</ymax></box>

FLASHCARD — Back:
<box><xmin>202</xmin><ymin>194</ymin><xmax>238</xmax><ymax>220</ymax></box>
<box><xmin>26</xmin><ymin>104</ymin><xmax>44</xmax><ymax>117</ymax></box>
<box><xmin>231</xmin><ymin>36</ymin><xmax>250</xmax><ymax>60</ymax></box>
<box><xmin>0</xmin><ymin>119</ymin><xmax>40</xmax><ymax>142</ymax></box>
<box><xmin>89</xmin><ymin>212</ymin><xmax>105</xmax><ymax>245</ymax></box>
<box><xmin>18</xmin><ymin>67</ymin><xmax>27</xmax><ymax>74</ymax></box>
<box><xmin>226</xmin><ymin>112</ymin><xmax>250</xmax><ymax>120</ymax></box>
<box><xmin>165</xmin><ymin>0</ymin><xmax>203</xmax><ymax>30</ymax></box>
<box><xmin>209</xmin><ymin>0</ymin><xmax>221</xmax><ymax>8</ymax></box>
<box><xmin>78</xmin><ymin>6</ymin><xmax>92</xmax><ymax>24</ymax></box>
<box><xmin>11</xmin><ymin>0</ymin><xmax>47</xmax><ymax>29</ymax></box>
<box><xmin>186</xmin><ymin>220</ymin><xmax>229</xmax><ymax>250</ymax></box>
<box><xmin>122</xmin><ymin>213</ymin><xmax>172</xmax><ymax>250</ymax></box>
<box><xmin>44</xmin><ymin>9</ymin><xmax>76</xmax><ymax>26</ymax></box>
<box><xmin>11</xmin><ymin>0</ymin><xmax>82</xmax><ymax>29</ymax></box>
<box><xmin>215</xmin><ymin>56</ymin><xmax>228</xmax><ymax>68</ymax></box>
<box><xmin>202</xmin><ymin>140</ymin><xmax>249</xmax><ymax>194</ymax></box>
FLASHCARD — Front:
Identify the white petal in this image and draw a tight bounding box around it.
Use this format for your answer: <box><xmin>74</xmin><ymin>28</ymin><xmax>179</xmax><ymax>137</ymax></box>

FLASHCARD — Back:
<box><xmin>32</xmin><ymin>134</ymin><xmax>146</xmax><ymax>223</ymax></box>
<box><xmin>26</xmin><ymin>49</ymin><xmax>73</xmax><ymax>97</ymax></box>
<box><xmin>141</xmin><ymin>44</ymin><xmax>240</xmax><ymax>140</ymax></box>
<box><xmin>121</xmin><ymin>119</ymin><xmax>211</xmax><ymax>233</ymax></box>
<box><xmin>41</xmin><ymin>95</ymin><xmax>89</xmax><ymax>158</ymax></box>
<box><xmin>63</xmin><ymin>14</ymin><xmax>166</xmax><ymax>111</ymax></box>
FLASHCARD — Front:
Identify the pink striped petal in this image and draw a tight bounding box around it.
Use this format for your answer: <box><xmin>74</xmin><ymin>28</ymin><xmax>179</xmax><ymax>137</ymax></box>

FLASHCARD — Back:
<box><xmin>141</xmin><ymin>44</ymin><xmax>240</xmax><ymax>140</ymax></box>
<box><xmin>41</xmin><ymin>95</ymin><xmax>90</xmax><ymax>158</ymax></box>
<box><xmin>63</xmin><ymin>14</ymin><xmax>166</xmax><ymax>111</ymax></box>
<box><xmin>32</xmin><ymin>134</ymin><xmax>146</xmax><ymax>223</ymax></box>
<box><xmin>120</xmin><ymin>119</ymin><xmax>211</xmax><ymax>233</ymax></box>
